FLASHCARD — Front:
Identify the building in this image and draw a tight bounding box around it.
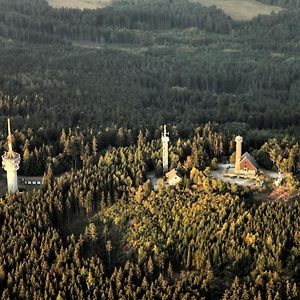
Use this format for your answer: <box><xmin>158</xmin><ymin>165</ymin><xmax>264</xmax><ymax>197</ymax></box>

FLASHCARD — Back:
<box><xmin>235</xmin><ymin>136</ymin><xmax>243</xmax><ymax>173</ymax></box>
<box><xmin>239</xmin><ymin>152</ymin><xmax>258</xmax><ymax>175</ymax></box>
<box><xmin>2</xmin><ymin>118</ymin><xmax>21</xmax><ymax>193</ymax></box>
<box><xmin>234</xmin><ymin>136</ymin><xmax>258</xmax><ymax>176</ymax></box>
<box><xmin>165</xmin><ymin>169</ymin><xmax>182</xmax><ymax>186</ymax></box>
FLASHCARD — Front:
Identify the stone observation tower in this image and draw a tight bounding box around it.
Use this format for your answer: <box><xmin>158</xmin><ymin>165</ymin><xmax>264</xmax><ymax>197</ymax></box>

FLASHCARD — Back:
<box><xmin>235</xmin><ymin>135</ymin><xmax>243</xmax><ymax>173</ymax></box>
<box><xmin>161</xmin><ymin>125</ymin><xmax>169</xmax><ymax>173</ymax></box>
<box><xmin>2</xmin><ymin>118</ymin><xmax>21</xmax><ymax>193</ymax></box>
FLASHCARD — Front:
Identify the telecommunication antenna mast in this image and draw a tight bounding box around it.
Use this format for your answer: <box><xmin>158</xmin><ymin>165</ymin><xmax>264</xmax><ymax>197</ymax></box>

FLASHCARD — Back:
<box><xmin>161</xmin><ymin>125</ymin><xmax>169</xmax><ymax>173</ymax></box>
<box><xmin>2</xmin><ymin>118</ymin><xmax>20</xmax><ymax>193</ymax></box>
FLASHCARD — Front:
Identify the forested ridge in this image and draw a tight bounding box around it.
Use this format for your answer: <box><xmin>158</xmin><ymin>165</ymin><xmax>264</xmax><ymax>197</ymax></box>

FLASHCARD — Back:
<box><xmin>0</xmin><ymin>0</ymin><xmax>299</xmax><ymax>298</ymax></box>
<box><xmin>0</xmin><ymin>0</ymin><xmax>299</xmax><ymax>135</ymax></box>
<box><xmin>0</xmin><ymin>0</ymin><xmax>232</xmax><ymax>43</ymax></box>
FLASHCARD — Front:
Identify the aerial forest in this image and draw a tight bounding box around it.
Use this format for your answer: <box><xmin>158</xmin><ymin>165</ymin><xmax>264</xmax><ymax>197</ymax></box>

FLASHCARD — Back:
<box><xmin>0</xmin><ymin>0</ymin><xmax>299</xmax><ymax>299</ymax></box>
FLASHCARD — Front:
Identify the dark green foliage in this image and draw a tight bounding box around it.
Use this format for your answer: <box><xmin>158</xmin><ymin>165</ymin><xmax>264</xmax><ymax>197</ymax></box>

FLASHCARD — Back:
<box><xmin>95</xmin><ymin>0</ymin><xmax>232</xmax><ymax>33</ymax></box>
<box><xmin>0</xmin><ymin>0</ymin><xmax>299</xmax><ymax>298</ymax></box>
<box><xmin>0</xmin><ymin>2</ymin><xmax>299</xmax><ymax>139</ymax></box>
<box><xmin>257</xmin><ymin>138</ymin><xmax>300</xmax><ymax>173</ymax></box>
<box><xmin>0</xmin><ymin>132</ymin><xmax>299</xmax><ymax>299</ymax></box>
<box><xmin>0</xmin><ymin>0</ymin><xmax>232</xmax><ymax>45</ymax></box>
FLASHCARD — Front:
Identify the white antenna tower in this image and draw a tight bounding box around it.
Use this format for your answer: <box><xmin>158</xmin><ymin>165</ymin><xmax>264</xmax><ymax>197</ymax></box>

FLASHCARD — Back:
<box><xmin>161</xmin><ymin>125</ymin><xmax>169</xmax><ymax>173</ymax></box>
<box><xmin>2</xmin><ymin>118</ymin><xmax>21</xmax><ymax>193</ymax></box>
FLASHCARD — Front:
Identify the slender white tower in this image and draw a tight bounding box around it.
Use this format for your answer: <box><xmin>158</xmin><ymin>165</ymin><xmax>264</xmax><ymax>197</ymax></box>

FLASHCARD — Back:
<box><xmin>161</xmin><ymin>125</ymin><xmax>169</xmax><ymax>173</ymax></box>
<box><xmin>2</xmin><ymin>118</ymin><xmax>20</xmax><ymax>193</ymax></box>
<box><xmin>235</xmin><ymin>135</ymin><xmax>243</xmax><ymax>173</ymax></box>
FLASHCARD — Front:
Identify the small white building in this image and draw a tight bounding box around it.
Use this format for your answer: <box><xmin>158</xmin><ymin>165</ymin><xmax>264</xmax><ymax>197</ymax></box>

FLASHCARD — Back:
<box><xmin>165</xmin><ymin>169</ymin><xmax>182</xmax><ymax>186</ymax></box>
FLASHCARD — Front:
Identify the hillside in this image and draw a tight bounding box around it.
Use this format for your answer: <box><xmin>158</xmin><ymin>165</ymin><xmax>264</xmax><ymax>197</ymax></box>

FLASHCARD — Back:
<box><xmin>193</xmin><ymin>0</ymin><xmax>283</xmax><ymax>20</ymax></box>
<box><xmin>47</xmin><ymin>0</ymin><xmax>284</xmax><ymax>20</ymax></box>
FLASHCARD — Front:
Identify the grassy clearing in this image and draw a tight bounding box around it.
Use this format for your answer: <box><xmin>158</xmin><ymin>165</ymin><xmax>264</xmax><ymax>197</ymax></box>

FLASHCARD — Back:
<box><xmin>191</xmin><ymin>0</ymin><xmax>283</xmax><ymax>21</ymax></box>
<box><xmin>47</xmin><ymin>0</ymin><xmax>112</xmax><ymax>10</ymax></box>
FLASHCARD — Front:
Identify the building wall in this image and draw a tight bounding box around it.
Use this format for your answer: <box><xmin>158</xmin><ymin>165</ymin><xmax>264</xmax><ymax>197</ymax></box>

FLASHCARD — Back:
<box><xmin>168</xmin><ymin>176</ymin><xmax>182</xmax><ymax>186</ymax></box>
<box><xmin>7</xmin><ymin>169</ymin><xmax>18</xmax><ymax>193</ymax></box>
<box><xmin>240</xmin><ymin>159</ymin><xmax>257</xmax><ymax>173</ymax></box>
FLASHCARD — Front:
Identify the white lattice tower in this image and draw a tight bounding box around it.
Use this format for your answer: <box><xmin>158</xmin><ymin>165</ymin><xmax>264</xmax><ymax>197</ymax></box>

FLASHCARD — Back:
<box><xmin>2</xmin><ymin>118</ymin><xmax>20</xmax><ymax>193</ymax></box>
<box><xmin>161</xmin><ymin>125</ymin><xmax>169</xmax><ymax>173</ymax></box>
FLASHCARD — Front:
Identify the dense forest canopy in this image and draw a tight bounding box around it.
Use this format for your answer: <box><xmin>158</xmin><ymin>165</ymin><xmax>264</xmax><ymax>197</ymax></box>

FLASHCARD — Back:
<box><xmin>0</xmin><ymin>0</ymin><xmax>299</xmax><ymax>134</ymax></box>
<box><xmin>0</xmin><ymin>128</ymin><xmax>299</xmax><ymax>299</ymax></box>
<box><xmin>0</xmin><ymin>0</ymin><xmax>299</xmax><ymax>299</ymax></box>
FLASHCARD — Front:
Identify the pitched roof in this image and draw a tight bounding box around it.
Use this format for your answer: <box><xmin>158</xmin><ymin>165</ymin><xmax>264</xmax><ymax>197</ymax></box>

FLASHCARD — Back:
<box><xmin>165</xmin><ymin>169</ymin><xmax>181</xmax><ymax>180</ymax></box>
<box><xmin>240</xmin><ymin>152</ymin><xmax>258</xmax><ymax>168</ymax></box>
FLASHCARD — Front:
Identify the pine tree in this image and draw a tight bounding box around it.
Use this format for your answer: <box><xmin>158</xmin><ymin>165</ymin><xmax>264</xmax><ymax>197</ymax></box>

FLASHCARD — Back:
<box><xmin>167</xmin><ymin>263</ymin><xmax>173</xmax><ymax>279</ymax></box>
<box><xmin>87</xmin><ymin>271</ymin><xmax>95</xmax><ymax>290</ymax></box>
<box><xmin>106</xmin><ymin>240</ymin><xmax>113</xmax><ymax>269</ymax></box>
<box><xmin>23</xmin><ymin>140</ymin><xmax>31</xmax><ymax>175</ymax></box>
<box><xmin>147</xmin><ymin>256</ymin><xmax>154</xmax><ymax>276</ymax></box>
<box><xmin>42</xmin><ymin>163</ymin><xmax>54</xmax><ymax>188</ymax></box>
<box><xmin>56</xmin><ymin>292</ymin><xmax>64</xmax><ymax>300</ymax></box>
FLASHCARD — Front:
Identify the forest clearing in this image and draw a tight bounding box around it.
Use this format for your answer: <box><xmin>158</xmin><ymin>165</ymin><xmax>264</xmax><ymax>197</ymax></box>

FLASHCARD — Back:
<box><xmin>194</xmin><ymin>0</ymin><xmax>283</xmax><ymax>20</ymax></box>
<box><xmin>47</xmin><ymin>0</ymin><xmax>112</xmax><ymax>9</ymax></box>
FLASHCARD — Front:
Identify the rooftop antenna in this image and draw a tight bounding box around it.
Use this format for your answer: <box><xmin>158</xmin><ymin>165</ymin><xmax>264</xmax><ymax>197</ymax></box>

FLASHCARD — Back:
<box><xmin>7</xmin><ymin>118</ymin><xmax>13</xmax><ymax>152</ymax></box>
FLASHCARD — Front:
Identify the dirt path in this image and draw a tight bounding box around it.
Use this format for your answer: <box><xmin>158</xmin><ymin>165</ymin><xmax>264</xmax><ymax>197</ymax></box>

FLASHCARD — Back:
<box><xmin>210</xmin><ymin>163</ymin><xmax>257</xmax><ymax>187</ymax></box>
<box><xmin>146</xmin><ymin>171</ymin><xmax>159</xmax><ymax>191</ymax></box>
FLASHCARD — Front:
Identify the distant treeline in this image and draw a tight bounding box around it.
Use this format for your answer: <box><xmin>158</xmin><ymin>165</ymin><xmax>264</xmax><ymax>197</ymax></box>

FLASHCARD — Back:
<box><xmin>0</xmin><ymin>0</ymin><xmax>299</xmax><ymax>45</ymax></box>
<box><xmin>0</xmin><ymin>0</ymin><xmax>232</xmax><ymax>45</ymax></box>
<box><xmin>257</xmin><ymin>0</ymin><xmax>300</xmax><ymax>7</ymax></box>
<box><xmin>0</xmin><ymin>41</ymin><xmax>299</xmax><ymax>131</ymax></box>
<box><xmin>246</xmin><ymin>8</ymin><xmax>300</xmax><ymax>51</ymax></box>
<box><xmin>94</xmin><ymin>0</ymin><xmax>232</xmax><ymax>33</ymax></box>
<box><xmin>0</xmin><ymin>0</ymin><xmax>299</xmax><ymax>175</ymax></box>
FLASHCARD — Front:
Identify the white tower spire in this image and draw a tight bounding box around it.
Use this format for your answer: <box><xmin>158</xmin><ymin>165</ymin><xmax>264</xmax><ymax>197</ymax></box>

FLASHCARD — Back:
<box><xmin>2</xmin><ymin>118</ymin><xmax>21</xmax><ymax>193</ymax></box>
<box><xmin>161</xmin><ymin>125</ymin><xmax>169</xmax><ymax>173</ymax></box>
